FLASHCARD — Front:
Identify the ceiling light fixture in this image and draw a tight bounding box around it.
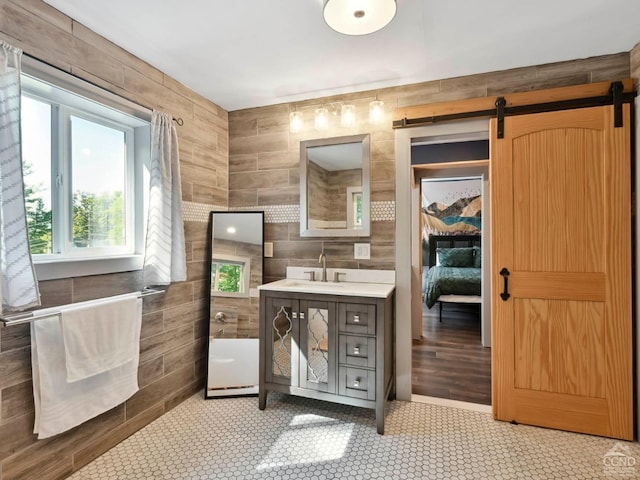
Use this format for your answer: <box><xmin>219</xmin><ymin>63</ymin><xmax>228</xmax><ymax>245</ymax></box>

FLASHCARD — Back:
<box><xmin>369</xmin><ymin>96</ymin><xmax>384</xmax><ymax>124</ymax></box>
<box><xmin>323</xmin><ymin>0</ymin><xmax>397</xmax><ymax>36</ymax></box>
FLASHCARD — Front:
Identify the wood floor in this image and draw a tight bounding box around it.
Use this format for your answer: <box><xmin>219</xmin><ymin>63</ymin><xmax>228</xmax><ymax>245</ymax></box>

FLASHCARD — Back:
<box><xmin>412</xmin><ymin>302</ymin><xmax>492</xmax><ymax>405</ymax></box>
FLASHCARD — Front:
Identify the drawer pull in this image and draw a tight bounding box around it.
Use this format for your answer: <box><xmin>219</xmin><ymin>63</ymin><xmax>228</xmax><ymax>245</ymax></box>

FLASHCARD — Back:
<box><xmin>353</xmin><ymin>345</ymin><xmax>360</xmax><ymax>355</ymax></box>
<box><xmin>353</xmin><ymin>378</ymin><xmax>361</xmax><ymax>388</ymax></box>
<box><xmin>353</xmin><ymin>315</ymin><xmax>360</xmax><ymax>323</ymax></box>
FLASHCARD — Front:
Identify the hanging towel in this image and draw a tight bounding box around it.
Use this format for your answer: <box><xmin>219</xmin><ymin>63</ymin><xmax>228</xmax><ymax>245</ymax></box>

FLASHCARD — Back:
<box><xmin>143</xmin><ymin>110</ymin><xmax>186</xmax><ymax>285</ymax></box>
<box><xmin>60</xmin><ymin>295</ymin><xmax>139</xmax><ymax>382</ymax></box>
<box><xmin>0</xmin><ymin>41</ymin><xmax>41</xmax><ymax>314</ymax></box>
<box><xmin>31</xmin><ymin>298</ymin><xmax>142</xmax><ymax>439</ymax></box>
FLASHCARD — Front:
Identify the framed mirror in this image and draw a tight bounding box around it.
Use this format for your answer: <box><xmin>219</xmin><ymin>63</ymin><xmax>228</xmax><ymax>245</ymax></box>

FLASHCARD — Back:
<box><xmin>205</xmin><ymin>211</ymin><xmax>264</xmax><ymax>398</ymax></box>
<box><xmin>300</xmin><ymin>133</ymin><xmax>371</xmax><ymax>237</ymax></box>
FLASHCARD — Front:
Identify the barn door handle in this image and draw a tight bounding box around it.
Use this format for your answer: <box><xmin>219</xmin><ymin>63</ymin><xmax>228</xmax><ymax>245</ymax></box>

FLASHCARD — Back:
<box><xmin>500</xmin><ymin>268</ymin><xmax>510</xmax><ymax>301</ymax></box>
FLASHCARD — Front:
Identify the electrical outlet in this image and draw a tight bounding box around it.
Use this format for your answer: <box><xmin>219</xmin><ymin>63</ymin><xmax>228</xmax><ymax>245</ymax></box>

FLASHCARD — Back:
<box><xmin>264</xmin><ymin>242</ymin><xmax>274</xmax><ymax>257</ymax></box>
<box><xmin>354</xmin><ymin>243</ymin><xmax>370</xmax><ymax>260</ymax></box>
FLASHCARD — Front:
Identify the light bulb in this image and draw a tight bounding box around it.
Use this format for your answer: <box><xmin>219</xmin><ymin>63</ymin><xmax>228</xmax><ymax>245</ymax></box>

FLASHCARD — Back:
<box><xmin>369</xmin><ymin>99</ymin><xmax>384</xmax><ymax>124</ymax></box>
<box><xmin>341</xmin><ymin>104</ymin><xmax>356</xmax><ymax>128</ymax></box>
<box><xmin>315</xmin><ymin>107</ymin><xmax>329</xmax><ymax>131</ymax></box>
<box><xmin>290</xmin><ymin>111</ymin><xmax>303</xmax><ymax>133</ymax></box>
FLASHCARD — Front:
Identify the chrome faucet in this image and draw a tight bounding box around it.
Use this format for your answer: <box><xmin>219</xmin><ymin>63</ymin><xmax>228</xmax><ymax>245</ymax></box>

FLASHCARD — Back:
<box><xmin>318</xmin><ymin>251</ymin><xmax>328</xmax><ymax>282</ymax></box>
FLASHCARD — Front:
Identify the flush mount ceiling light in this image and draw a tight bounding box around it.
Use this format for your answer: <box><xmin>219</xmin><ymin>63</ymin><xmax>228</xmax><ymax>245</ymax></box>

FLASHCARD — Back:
<box><xmin>323</xmin><ymin>0</ymin><xmax>397</xmax><ymax>36</ymax></box>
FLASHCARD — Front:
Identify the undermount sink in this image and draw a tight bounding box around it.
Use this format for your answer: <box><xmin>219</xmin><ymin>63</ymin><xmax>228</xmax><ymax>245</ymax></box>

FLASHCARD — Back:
<box><xmin>281</xmin><ymin>279</ymin><xmax>345</xmax><ymax>289</ymax></box>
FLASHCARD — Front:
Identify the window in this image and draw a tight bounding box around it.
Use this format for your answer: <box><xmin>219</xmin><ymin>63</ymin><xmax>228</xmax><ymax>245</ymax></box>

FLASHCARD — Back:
<box><xmin>346</xmin><ymin>186</ymin><xmax>363</xmax><ymax>229</ymax></box>
<box><xmin>211</xmin><ymin>255</ymin><xmax>251</xmax><ymax>298</ymax></box>
<box><xmin>20</xmin><ymin>59</ymin><xmax>151</xmax><ymax>280</ymax></box>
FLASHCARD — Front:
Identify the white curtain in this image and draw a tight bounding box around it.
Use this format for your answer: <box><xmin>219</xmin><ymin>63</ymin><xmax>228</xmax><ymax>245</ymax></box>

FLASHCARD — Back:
<box><xmin>0</xmin><ymin>41</ymin><xmax>40</xmax><ymax>314</ymax></box>
<box><xmin>143</xmin><ymin>110</ymin><xmax>186</xmax><ymax>285</ymax></box>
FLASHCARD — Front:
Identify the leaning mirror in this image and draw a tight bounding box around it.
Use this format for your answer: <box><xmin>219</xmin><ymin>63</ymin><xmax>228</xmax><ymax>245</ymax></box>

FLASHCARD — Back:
<box><xmin>300</xmin><ymin>133</ymin><xmax>371</xmax><ymax>237</ymax></box>
<box><xmin>205</xmin><ymin>211</ymin><xmax>264</xmax><ymax>398</ymax></box>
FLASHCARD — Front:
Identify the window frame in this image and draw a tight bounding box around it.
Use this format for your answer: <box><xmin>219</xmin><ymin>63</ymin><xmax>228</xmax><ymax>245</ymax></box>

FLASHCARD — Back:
<box><xmin>210</xmin><ymin>254</ymin><xmax>251</xmax><ymax>298</ymax></box>
<box><xmin>21</xmin><ymin>57</ymin><xmax>152</xmax><ymax>281</ymax></box>
<box><xmin>346</xmin><ymin>186</ymin><xmax>363</xmax><ymax>230</ymax></box>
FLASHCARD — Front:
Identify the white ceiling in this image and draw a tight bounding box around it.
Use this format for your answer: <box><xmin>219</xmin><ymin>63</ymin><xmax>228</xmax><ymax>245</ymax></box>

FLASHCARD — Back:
<box><xmin>212</xmin><ymin>213</ymin><xmax>263</xmax><ymax>245</ymax></box>
<box><xmin>308</xmin><ymin>142</ymin><xmax>363</xmax><ymax>171</ymax></box>
<box><xmin>42</xmin><ymin>0</ymin><xmax>640</xmax><ymax>111</ymax></box>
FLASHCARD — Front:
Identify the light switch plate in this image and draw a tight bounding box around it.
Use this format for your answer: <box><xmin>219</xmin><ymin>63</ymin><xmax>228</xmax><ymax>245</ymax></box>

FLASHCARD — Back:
<box><xmin>264</xmin><ymin>242</ymin><xmax>274</xmax><ymax>257</ymax></box>
<box><xmin>354</xmin><ymin>243</ymin><xmax>370</xmax><ymax>260</ymax></box>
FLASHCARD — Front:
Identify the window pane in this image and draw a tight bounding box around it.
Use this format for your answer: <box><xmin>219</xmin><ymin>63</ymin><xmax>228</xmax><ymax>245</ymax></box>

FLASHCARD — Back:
<box><xmin>212</xmin><ymin>262</ymin><xmax>243</xmax><ymax>293</ymax></box>
<box><xmin>354</xmin><ymin>192</ymin><xmax>363</xmax><ymax>227</ymax></box>
<box><xmin>71</xmin><ymin>116</ymin><xmax>126</xmax><ymax>248</ymax></box>
<box><xmin>21</xmin><ymin>96</ymin><xmax>53</xmax><ymax>254</ymax></box>
<box><xmin>218</xmin><ymin>264</ymin><xmax>242</xmax><ymax>293</ymax></box>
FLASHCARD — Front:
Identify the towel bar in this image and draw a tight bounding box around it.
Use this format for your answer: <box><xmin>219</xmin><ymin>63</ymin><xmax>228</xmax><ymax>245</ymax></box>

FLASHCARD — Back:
<box><xmin>0</xmin><ymin>288</ymin><xmax>165</xmax><ymax>327</ymax></box>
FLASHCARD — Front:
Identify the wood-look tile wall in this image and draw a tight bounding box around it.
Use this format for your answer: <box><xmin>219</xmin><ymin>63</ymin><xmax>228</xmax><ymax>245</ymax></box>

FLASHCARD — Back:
<box><xmin>229</xmin><ymin>52</ymin><xmax>631</xmax><ymax>283</ymax></box>
<box><xmin>0</xmin><ymin>1</ymin><xmax>228</xmax><ymax>479</ymax></box>
<box><xmin>632</xmin><ymin>42</ymin><xmax>640</xmax><ymax>91</ymax></box>
<box><xmin>307</xmin><ymin>161</ymin><xmax>330</xmax><ymax>225</ymax></box>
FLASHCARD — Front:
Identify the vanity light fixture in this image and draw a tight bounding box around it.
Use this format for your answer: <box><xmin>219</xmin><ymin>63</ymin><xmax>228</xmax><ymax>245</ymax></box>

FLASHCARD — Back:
<box><xmin>341</xmin><ymin>104</ymin><xmax>356</xmax><ymax>128</ymax></box>
<box><xmin>290</xmin><ymin>110</ymin><xmax>304</xmax><ymax>133</ymax></box>
<box><xmin>226</xmin><ymin>226</ymin><xmax>236</xmax><ymax>234</ymax></box>
<box><xmin>369</xmin><ymin>96</ymin><xmax>384</xmax><ymax>124</ymax></box>
<box><xmin>315</xmin><ymin>107</ymin><xmax>329</xmax><ymax>131</ymax></box>
<box><xmin>323</xmin><ymin>0</ymin><xmax>397</xmax><ymax>36</ymax></box>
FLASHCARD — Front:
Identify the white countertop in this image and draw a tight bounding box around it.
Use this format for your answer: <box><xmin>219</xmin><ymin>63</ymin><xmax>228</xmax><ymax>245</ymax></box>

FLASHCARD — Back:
<box><xmin>258</xmin><ymin>268</ymin><xmax>396</xmax><ymax>298</ymax></box>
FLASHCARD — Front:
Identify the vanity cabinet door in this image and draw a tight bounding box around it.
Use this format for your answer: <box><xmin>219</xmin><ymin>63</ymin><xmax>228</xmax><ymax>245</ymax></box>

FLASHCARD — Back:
<box><xmin>299</xmin><ymin>300</ymin><xmax>336</xmax><ymax>393</ymax></box>
<box><xmin>264</xmin><ymin>297</ymin><xmax>300</xmax><ymax>387</ymax></box>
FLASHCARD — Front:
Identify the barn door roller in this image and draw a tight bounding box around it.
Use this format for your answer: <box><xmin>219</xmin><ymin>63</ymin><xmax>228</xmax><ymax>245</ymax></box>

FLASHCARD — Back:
<box><xmin>496</xmin><ymin>97</ymin><xmax>506</xmax><ymax>139</ymax></box>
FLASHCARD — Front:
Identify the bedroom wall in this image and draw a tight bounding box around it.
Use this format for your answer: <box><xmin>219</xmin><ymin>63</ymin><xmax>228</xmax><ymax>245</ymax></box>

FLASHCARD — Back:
<box><xmin>421</xmin><ymin>178</ymin><xmax>483</xmax><ymax>237</ymax></box>
<box><xmin>229</xmin><ymin>52</ymin><xmax>631</xmax><ymax>283</ymax></box>
<box><xmin>0</xmin><ymin>1</ymin><xmax>228</xmax><ymax>479</ymax></box>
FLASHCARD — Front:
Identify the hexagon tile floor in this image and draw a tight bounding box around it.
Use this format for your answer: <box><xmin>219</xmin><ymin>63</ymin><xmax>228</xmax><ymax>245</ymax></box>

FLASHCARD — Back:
<box><xmin>68</xmin><ymin>393</ymin><xmax>640</xmax><ymax>480</ymax></box>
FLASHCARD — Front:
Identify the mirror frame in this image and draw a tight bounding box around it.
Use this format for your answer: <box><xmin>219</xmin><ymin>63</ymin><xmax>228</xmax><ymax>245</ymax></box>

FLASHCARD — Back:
<box><xmin>205</xmin><ymin>210</ymin><xmax>264</xmax><ymax>399</ymax></box>
<box><xmin>299</xmin><ymin>133</ymin><xmax>371</xmax><ymax>237</ymax></box>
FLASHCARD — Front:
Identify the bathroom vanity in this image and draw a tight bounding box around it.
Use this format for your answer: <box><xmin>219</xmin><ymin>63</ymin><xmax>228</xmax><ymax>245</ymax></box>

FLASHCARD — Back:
<box><xmin>258</xmin><ymin>268</ymin><xmax>395</xmax><ymax>434</ymax></box>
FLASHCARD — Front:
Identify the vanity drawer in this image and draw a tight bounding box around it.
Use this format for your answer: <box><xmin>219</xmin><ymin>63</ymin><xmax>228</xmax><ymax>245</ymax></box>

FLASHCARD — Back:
<box><xmin>339</xmin><ymin>335</ymin><xmax>376</xmax><ymax>368</ymax></box>
<box><xmin>339</xmin><ymin>367</ymin><xmax>375</xmax><ymax>400</ymax></box>
<box><xmin>338</xmin><ymin>303</ymin><xmax>376</xmax><ymax>335</ymax></box>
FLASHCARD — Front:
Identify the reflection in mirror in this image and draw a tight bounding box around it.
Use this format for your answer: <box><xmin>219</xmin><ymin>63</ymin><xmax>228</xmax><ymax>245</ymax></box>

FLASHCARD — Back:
<box><xmin>306</xmin><ymin>306</ymin><xmax>329</xmax><ymax>384</ymax></box>
<box><xmin>205</xmin><ymin>211</ymin><xmax>264</xmax><ymax>398</ymax></box>
<box><xmin>300</xmin><ymin>134</ymin><xmax>370</xmax><ymax>237</ymax></box>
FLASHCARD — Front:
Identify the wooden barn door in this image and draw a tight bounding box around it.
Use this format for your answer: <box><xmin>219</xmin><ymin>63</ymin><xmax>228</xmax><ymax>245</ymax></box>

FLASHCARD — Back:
<box><xmin>491</xmin><ymin>104</ymin><xmax>633</xmax><ymax>440</ymax></box>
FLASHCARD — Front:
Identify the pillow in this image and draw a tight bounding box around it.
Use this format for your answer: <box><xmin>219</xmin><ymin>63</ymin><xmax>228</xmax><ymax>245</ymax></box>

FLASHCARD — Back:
<box><xmin>473</xmin><ymin>246</ymin><xmax>482</xmax><ymax>268</ymax></box>
<box><xmin>436</xmin><ymin>247</ymin><xmax>474</xmax><ymax>267</ymax></box>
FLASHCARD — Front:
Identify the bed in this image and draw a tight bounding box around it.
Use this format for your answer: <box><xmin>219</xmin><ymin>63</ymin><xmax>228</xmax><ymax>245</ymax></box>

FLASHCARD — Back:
<box><xmin>423</xmin><ymin>234</ymin><xmax>482</xmax><ymax>320</ymax></box>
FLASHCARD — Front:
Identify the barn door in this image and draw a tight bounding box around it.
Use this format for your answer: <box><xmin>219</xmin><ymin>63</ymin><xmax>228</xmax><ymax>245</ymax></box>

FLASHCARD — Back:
<box><xmin>491</xmin><ymin>104</ymin><xmax>633</xmax><ymax>440</ymax></box>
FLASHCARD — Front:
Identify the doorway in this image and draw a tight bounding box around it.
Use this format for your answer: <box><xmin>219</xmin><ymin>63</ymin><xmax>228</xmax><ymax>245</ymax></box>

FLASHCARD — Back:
<box><xmin>394</xmin><ymin>118</ymin><xmax>491</xmax><ymax>404</ymax></box>
<box><xmin>413</xmin><ymin>176</ymin><xmax>491</xmax><ymax>404</ymax></box>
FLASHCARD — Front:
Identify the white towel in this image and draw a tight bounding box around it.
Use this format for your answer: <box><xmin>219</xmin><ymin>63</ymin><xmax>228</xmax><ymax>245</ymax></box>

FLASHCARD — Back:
<box><xmin>31</xmin><ymin>298</ymin><xmax>142</xmax><ymax>439</ymax></box>
<box><xmin>60</xmin><ymin>295</ymin><xmax>139</xmax><ymax>382</ymax></box>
